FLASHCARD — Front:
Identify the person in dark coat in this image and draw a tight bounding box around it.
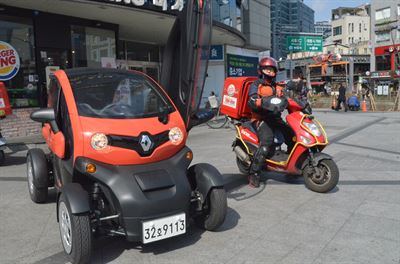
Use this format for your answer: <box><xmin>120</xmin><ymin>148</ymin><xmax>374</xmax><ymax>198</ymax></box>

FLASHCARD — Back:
<box><xmin>335</xmin><ymin>82</ymin><xmax>348</xmax><ymax>112</ymax></box>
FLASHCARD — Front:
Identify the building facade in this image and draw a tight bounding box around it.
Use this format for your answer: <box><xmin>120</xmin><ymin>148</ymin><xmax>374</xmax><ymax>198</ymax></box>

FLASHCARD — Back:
<box><xmin>0</xmin><ymin>0</ymin><xmax>248</xmax><ymax>138</ymax></box>
<box><xmin>315</xmin><ymin>21</ymin><xmax>332</xmax><ymax>42</ymax></box>
<box><xmin>271</xmin><ymin>0</ymin><xmax>315</xmax><ymax>60</ymax></box>
<box><xmin>331</xmin><ymin>5</ymin><xmax>371</xmax><ymax>46</ymax></box>
<box><xmin>370</xmin><ymin>0</ymin><xmax>400</xmax><ymax>96</ymax></box>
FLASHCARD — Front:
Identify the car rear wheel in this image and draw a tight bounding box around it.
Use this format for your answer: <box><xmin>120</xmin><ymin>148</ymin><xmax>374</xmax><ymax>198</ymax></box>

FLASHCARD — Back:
<box><xmin>26</xmin><ymin>149</ymin><xmax>48</xmax><ymax>203</ymax></box>
<box><xmin>195</xmin><ymin>188</ymin><xmax>227</xmax><ymax>231</ymax></box>
<box><xmin>58</xmin><ymin>193</ymin><xmax>92</xmax><ymax>264</ymax></box>
<box><xmin>0</xmin><ymin>150</ymin><xmax>5</xmax><ymax>166</ymax></box>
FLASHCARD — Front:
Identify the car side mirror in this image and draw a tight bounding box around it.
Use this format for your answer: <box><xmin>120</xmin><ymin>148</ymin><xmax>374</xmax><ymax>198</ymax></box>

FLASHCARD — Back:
<box><xmin>30</xmin><ymin>108</ymin><xmax>59</xmax><ymax>133</ymax></box>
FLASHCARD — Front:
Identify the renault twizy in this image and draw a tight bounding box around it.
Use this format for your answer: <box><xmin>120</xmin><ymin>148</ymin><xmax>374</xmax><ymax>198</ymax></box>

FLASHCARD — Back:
<box><xmin>26</xmin><ymin>1</ymin><xmax>227</xmax><ymax>263</ymax></box>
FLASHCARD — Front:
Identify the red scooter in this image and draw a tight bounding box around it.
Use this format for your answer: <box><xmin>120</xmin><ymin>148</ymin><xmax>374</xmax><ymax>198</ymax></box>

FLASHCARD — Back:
<box><xmin>220</xmin><ymin>77</ymin><xmax>338</xmax><ymax>193</ymax></box>
<box><xmin>232</xmin><ymin>96</ymin><xmax>339</xmax><ymax>193</ymax></box>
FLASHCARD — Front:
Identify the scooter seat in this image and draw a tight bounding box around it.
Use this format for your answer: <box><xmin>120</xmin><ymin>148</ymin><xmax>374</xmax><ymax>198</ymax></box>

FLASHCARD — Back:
<box><xmin>242</xmin><ymin>121</ymin><xmax>257</xmax><ymax>134</ymax></box>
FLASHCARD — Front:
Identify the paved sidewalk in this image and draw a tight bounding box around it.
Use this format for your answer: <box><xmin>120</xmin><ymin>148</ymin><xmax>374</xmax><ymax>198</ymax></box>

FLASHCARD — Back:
<box><xmin>0</xmin><ymin>111</ymin><xmax>399</xmax><ymax>264</ymax></box>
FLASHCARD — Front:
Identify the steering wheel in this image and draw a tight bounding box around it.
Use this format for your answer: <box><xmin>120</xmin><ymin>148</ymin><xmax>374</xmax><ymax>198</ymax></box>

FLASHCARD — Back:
<box><xmin>100</xmin><ymin>103</ymin><xmax>132</xmax><ymax>115</ymax></box>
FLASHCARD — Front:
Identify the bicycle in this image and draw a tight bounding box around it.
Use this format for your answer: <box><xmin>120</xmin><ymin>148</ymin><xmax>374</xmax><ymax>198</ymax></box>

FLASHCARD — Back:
<box><xmin>205</xmin><ymin>94</ymin><xmax>229</xmax><ymax>129</ymax></box>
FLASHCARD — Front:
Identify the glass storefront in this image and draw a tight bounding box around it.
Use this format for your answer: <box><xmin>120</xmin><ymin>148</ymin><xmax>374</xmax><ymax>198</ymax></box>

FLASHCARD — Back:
<box><xmin>376</xmin><ymin>55</ymin><xmax>391</xmax><ymax>71</ymax></box>
<box><xmin>0</xmin><ymin>15</ymin><xmax>38</xmax><ymax>107</ymax></box>
<box><xmin>71</xmin><ymin>26</ymin><xmax>116</xmax><ymax>68</ymax></box>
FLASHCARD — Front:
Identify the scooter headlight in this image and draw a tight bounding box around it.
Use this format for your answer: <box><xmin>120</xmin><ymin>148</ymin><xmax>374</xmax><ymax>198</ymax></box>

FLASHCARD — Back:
<box><xmin>169</xmin><ymin>127</ymin><xmax>184</xmax><ymax>145</ymax></box>
<box><xmin>303</xmin><ymin>121</ymin><xmax>321</xmax><ymax>137</ymax></box>
<box><xmin>300</xmin><ymin>135</ymin><xmax>313</xmax><ymax>145</ymax></box>
<box><xmin>91</xmin><ymin>133</ymin><xmax>108</xmax><ymax>150</ymax></box>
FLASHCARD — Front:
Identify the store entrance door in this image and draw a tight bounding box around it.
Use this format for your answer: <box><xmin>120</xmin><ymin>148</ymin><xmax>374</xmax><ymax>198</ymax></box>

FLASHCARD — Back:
<box><xmin>37</xmin><ymin>48</ymin><xmax>71</xmax><ymax>106</ymax></box>
<box><xmin>127</xmin><ymin>61</ymin><xmax>160</xmax><ymax>82</ymax></box>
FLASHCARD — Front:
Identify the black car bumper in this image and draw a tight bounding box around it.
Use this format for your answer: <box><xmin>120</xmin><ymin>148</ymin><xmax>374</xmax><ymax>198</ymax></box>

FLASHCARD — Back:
<box><xmin>74</xmin><ymin>147</ymin><xmax>193</xmax><ymax>242</ymax></box>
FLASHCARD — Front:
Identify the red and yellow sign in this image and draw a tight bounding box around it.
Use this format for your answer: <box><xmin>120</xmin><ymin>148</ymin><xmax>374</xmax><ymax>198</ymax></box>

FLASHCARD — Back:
<box><xmin>0</xmin><ymin>41</ymin><xmax>20</xmax><ymax>81</ymax></box>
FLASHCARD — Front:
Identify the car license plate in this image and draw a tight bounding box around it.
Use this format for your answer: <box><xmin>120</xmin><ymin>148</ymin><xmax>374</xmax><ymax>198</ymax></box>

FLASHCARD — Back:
<box><xmin>142</xmin><ymin>213</ymin><xmax>185</xmax><ymax>244</ymax></box>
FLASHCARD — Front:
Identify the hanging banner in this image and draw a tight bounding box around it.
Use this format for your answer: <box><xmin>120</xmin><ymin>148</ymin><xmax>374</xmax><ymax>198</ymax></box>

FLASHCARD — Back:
<box><xmin>0</xmin><ymin>41</ymin><xmax>20</xmax><ymax>81</ymax></box>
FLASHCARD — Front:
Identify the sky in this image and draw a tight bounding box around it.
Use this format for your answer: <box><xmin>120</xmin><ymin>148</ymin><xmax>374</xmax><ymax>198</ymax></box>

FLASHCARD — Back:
<box><xmin>303</xmin><ymin>0</ymin><xmax>370</xmax><ymax>22</ymax></box>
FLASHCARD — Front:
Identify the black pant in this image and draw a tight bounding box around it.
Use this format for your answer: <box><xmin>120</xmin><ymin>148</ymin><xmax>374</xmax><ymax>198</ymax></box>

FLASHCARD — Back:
<box><xmin>336</xmin><ymin>98</ymin><xmax>348</xmax><ymax>111</ymax></box>
<box><xmin>250</xmin><ymin>117</ymin><xmax>294</xmax><ymax>174</ymax></box>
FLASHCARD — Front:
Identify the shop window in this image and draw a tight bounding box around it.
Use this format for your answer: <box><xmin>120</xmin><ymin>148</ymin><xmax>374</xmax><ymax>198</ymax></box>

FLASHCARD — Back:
<box><xmin>333</xmin><ymin>26</ymin><xmax>342</xmax><ymax>36</ymax></box>
<box><xmin>376</xmin><ymin>31</ymin><xmax>390</xmax><ymax>43</ymax></box>
<box><xmin>375</xmin><ymin>7</ymin><xmax>390</xmax><ymax>23</ymax></box>
<box><xmin>0</xmin><ymin>15</ymin><xmax>38</xmax><ymax>108</ymax></box>
<box><xmin>376</xmin><ymin>55</ymin><xmax>391</xmax><ymax>71</ymax></box>
<box><xmin>122</xmin><ymin>40</ymin><xmax>160</xmax><ymax>62</ymax></box>
<box><xmin>71</xmin><ymin>26</ymin><xmax>116</xmax><ymax>68</ymax></box>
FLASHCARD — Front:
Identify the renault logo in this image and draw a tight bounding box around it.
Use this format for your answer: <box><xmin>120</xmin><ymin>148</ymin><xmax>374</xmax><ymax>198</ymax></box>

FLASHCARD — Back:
<box><xmin>140</xmin><ymin>135</ymin><xmax>152</xmax><ymax>152</ymax></box>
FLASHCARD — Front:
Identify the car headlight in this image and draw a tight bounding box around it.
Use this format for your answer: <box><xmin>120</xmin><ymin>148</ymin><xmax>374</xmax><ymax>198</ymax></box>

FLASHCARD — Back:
<box><xmin>300</xmin><ymin>135</ymin><xmax>313</xmax><ymax>145</ymax></box>
<box><xmin>91</xmin><ymin>133</ymin><xmax>108</xmax><ymax>150</ymax></box>
<box><xmin>169</xmin><ymin>127</ymin><xmax>184</xmax><ymax>145</ymax></box>
<box><xmin>303</xmin><ymin>121</ymin><xmax>321</xmax><ymax>137</ymax></box>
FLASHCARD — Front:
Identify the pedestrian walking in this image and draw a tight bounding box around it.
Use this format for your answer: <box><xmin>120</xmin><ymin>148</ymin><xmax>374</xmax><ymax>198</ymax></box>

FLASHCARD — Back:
<box><xmin>335</xmin><ymin>82</ymin><xmax>348</xmax><ymax>112</ymax></box>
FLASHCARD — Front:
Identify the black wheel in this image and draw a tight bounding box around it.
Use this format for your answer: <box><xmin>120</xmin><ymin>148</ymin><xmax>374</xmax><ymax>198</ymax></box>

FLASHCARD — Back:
<box><xmin>26</xmin><ymin>149</ymin><xmax>48</xmax><ymax>203</ymax></box>
<box><xmin>0</xmin><ymin>150</ymin><xmax>5</xmax><ymax>166</ymax></box>
<box><xmin>58</xmin><ymin>193</ymin><xmax>92</xmax><ymax>264</ymax></box>
<box><xmin>206</xmin><ymin>108</ymin><xmax>228</xmax><ymax>129</ymax></box>
<box><xmin>195</xmin><ymin>188</ymin><xmax>227</xmax><ymax>231</ymax></box>
<box><xmin>303</xmin><ymin>159</ymin><xmax>339</xmax><ymax>193</ymax></box>
<box><xmin>236</xmin><ymin>157</ymin><xmax>250</xmax><ymax>175</ymax></box>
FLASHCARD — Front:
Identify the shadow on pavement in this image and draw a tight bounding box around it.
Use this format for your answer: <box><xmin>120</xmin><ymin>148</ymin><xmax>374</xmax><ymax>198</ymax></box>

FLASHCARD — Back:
<box><xmin>93</xmin><ymin>207</ymin><xmax>240</xmax><ymax>263</ymax></box>
<box><xmin>0</xmin><ymin>154</ymin><xmax>26</xmax><ymax>166</ymax></box>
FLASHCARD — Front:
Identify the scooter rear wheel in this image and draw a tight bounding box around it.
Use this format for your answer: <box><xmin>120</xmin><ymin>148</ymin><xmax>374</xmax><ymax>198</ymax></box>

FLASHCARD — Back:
<box><xmin>303</xmin><ymin>159</ymin><xmax>339</xmax><ymax>193</ymax></box>
<box><xmin>236</xmin><ymin>157</ymin><xmax>250</xmax><ymax>175</ymax></box>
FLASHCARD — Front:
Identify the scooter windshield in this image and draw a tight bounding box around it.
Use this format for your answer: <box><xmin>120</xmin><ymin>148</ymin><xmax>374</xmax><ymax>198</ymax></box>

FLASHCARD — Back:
<box><xmin>68</xmin><ymin>70</ymin><xmax>174</xmax><ymax>119</ymax></box>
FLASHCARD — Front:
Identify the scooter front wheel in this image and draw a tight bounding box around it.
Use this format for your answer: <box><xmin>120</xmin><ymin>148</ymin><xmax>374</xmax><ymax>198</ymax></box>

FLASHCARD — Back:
<box><xmin>303</xmin><ymin>159</ymin><xmax>339</xmax><ymax>193</ymax></box>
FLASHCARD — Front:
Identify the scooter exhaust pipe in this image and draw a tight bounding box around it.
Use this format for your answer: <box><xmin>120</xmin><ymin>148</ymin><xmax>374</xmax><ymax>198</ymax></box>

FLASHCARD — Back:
<box><xmin>234</xmin><ymin>146</ymin><xmax>251</xmax><ymax>165</ymax></box>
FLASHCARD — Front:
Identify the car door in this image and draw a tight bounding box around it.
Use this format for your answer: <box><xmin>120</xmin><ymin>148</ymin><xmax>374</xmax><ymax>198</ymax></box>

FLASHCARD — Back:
<box><xmin>160</xmin><ymin>0</ymin><xmax>212</xmax><ymax>131</ymax></box>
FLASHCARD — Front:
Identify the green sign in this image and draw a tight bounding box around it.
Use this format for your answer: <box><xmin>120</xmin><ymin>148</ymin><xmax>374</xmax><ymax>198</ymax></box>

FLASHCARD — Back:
<box><xmin>287</xmin><ymin>36</ymin><xmax>323</xmax><ymax>52</ymax></box>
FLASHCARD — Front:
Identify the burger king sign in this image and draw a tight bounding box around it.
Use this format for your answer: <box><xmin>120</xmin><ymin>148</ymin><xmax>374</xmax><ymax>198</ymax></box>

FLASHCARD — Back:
<box><xmin>0</xmin><ymin>41</ymin><xmax>20</xmax><ymax>81</ymax></box>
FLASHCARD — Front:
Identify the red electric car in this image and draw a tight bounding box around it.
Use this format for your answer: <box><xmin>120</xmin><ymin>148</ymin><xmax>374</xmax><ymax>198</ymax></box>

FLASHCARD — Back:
<box><xmin>26</xmin><ymin>1</ymin><xmax>227</xmax><ymax>263</ymax></box>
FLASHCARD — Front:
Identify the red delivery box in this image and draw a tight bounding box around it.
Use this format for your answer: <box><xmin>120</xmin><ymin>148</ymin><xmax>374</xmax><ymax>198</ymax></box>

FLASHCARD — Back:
<box><xmin>0</xmin><ymin>82</ymin><xmax>12</xmax><ymax>117</ymax></box>
<box><xmin>220</xmin><ymin>77</ymin><xmax>257</xmax><ymax>120</ymax></box>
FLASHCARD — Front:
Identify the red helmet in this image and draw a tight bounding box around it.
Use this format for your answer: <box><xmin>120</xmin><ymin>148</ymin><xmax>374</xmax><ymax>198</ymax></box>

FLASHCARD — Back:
<box><xmin>259</xmin><ymin>57</ymin><xmax>278</xmax><ymax>71</ymax></box>
<box><xmin>258</xmin><ymin>57</ymin><xmax>278</xmax><ymax>79</ymax></box>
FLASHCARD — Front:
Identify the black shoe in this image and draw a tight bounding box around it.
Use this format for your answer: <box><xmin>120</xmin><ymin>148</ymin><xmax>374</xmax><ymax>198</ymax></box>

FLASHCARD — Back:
<box><xmin>248</xmin><ymin>174</ymin><xmax>260</xmax><ymax>188</ymax></box>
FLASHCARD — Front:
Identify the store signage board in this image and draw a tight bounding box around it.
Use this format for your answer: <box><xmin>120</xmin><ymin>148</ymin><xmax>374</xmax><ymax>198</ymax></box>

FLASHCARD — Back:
<box><xmin>226</xmin><ymin>53</ymin><xmax>258</xmax><ymax>77</ymax></box>
<box><xmin>287</xmin><ymin>36</ymin><xmax>323</xmax><ymax>52</ymax></box>
<box><xmin>0</xmin><ymin>41</ymin><xmax>20</xmax><ymax>81</ymax></box>
<box><xmin>91</xmin><ymin>0</ymin><xmax>184</xmax><ymax>11</ymax></box>
<box><xmin>209</xmin><ymin>45</ymin><xmax>224</xmax><ymax>61</ymax></box>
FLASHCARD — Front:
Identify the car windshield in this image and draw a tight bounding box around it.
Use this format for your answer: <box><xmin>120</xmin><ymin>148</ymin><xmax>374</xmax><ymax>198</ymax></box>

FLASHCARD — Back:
<box><xmin>68</xmin><ymin>71</ymin><xmax>174</xmax><ymax>119</ymax></box>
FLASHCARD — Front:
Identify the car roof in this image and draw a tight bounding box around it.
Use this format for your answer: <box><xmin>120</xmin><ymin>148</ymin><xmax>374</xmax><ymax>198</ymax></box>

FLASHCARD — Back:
<box><xmin>64</xmin><ymin>68</ymin><xmax>138</xmax><ymax>77</ymax></box>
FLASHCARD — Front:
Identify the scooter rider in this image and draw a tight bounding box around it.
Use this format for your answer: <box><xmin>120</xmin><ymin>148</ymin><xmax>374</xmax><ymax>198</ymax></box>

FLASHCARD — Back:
<box><xmin>247</xmin><ymin>57</ymin><xmax>294</xmax><ymax>188</ymax></box>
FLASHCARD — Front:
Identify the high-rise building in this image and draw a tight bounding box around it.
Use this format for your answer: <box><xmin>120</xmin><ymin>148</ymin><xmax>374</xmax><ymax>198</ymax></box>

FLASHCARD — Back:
<box><xmin>242</xmin><ymin>0</ymin><xmax>271</xmax><ymax>50</ymax></box>
<box><xmin>271</xmin><ymin>0</ymin><xmax>315</xmax><ymax>59</ymax></box>
<box><xmin>315</xmin><ymin>21</ymin><xmax>332</xmax><ymax>41</ymax></box>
